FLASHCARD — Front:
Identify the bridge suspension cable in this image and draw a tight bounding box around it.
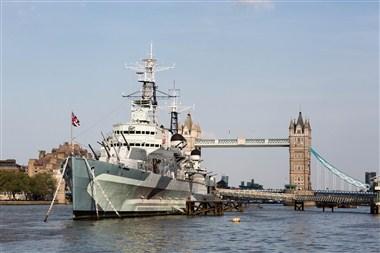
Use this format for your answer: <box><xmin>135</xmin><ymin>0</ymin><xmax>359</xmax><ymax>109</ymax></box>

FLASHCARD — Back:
<box><xmin>310</xmin><ymin>147</ymin><xmax>369</xmax><ymax>190</ymax></box>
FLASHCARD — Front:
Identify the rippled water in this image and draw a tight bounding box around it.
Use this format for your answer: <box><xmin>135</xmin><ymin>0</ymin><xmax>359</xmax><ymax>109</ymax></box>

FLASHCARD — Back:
<box><xmin>0</xmin><ymin>204</ymin><xmax>379</xmax><ymax>253</ymax></box>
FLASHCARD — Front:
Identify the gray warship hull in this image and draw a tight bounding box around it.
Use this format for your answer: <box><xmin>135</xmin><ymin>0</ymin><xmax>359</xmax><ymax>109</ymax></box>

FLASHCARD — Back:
<box><xmin>65</xmin><ymin>157</ymin><xmax>208</xmax><ymax>219</ymax></box>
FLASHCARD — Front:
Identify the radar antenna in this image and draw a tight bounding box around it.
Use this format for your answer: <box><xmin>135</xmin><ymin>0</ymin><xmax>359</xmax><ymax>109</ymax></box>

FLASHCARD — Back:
<box><xmin>122</xmin><ymin>44</ymin><xmax>176</xmax><ymax>124</ymax></box>
<box><xmin>124</xmin><ymin>43</ymin><xmax>175</xmax><ymax>106</ymax></box>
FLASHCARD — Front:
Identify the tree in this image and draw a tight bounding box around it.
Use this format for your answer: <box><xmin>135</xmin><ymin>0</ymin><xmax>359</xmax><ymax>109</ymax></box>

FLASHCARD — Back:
<box><xmin>285</xmin><ymin>184</ymin><xmax>297</xmax><ymax>190</ymax></box>
<box><xmin>0</xmin><ymin>171</ymin><xmax>57</xmax><ymax>200</ymax></box>
<box><xmin>29</xmin><ymin>173</ymin><xmax>56</xmax><ymax>200</ymax></box>
<box><xmin>0</xmin><ymin>171</ymin><xmax>30</xmax><ymax>200</ymax></box>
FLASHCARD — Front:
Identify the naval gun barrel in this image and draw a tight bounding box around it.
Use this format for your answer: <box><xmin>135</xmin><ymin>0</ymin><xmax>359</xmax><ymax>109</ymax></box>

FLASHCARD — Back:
<box><xmin>88</xmin><ymin>144</ymin><xmax>99</xmax><ymax>160</ymax></box>
<box><xmin>97</xmin><ymin>141</ymin><xmax>111</xmax><ymax>158</ymax></box>
<box><xmin>102</xmin><ymin>131</ymin><xmax>120</xmax><ymax>162</ymax></box>
<box><xmin>120</xmin><ymin>132</ymin><xmax>131</xmax><ymax>151</ymax></box>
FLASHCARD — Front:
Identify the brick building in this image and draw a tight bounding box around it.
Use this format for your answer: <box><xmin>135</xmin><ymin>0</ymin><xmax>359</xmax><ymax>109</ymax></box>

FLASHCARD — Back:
<box><xmin>28</xmin><ymin>142</ymin><xmax>91</xmax><ymax>203</ymax></box>
<box><xmin>0</xmin><ymin>159</ymin><xmax>26</xmax><ymax>173</ymax></box>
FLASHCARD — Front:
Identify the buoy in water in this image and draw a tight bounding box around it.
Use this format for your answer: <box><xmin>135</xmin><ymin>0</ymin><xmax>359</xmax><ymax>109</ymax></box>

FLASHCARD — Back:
<box><xmin>231</xmin><ymin>217</ymin><xmax>240</xmax><ymax>223</ymax></box>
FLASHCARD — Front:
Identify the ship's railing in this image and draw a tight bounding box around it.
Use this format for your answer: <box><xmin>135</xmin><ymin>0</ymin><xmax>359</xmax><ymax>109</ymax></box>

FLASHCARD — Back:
<box><xmin>217</xmin><ymin>188</ymin><xmax>376</xmax><ymax>204</ymax></box>
<box><xmin>314</xmin><ymin>190</ymin><xmax>375</xmax><ymax>196</ymax></box>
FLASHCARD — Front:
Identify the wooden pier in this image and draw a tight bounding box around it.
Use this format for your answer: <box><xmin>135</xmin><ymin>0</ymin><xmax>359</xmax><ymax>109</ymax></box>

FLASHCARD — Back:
<box><xmin>185</xmin><ymin>200</ymin><xmax>244</xmax><ymax>216</ymax></box>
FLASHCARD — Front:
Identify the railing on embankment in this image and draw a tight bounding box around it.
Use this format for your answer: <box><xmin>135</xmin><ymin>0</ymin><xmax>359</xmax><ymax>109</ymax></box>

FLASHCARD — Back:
<box><xmin>216</xmin><ymin>188</ymin><xmax>379</xmax><ymax>214</ymax></box>
<box><xmin>216</xmin><ymin>188</ymin><xmax>295</xmax><ymax>201</ymax></box>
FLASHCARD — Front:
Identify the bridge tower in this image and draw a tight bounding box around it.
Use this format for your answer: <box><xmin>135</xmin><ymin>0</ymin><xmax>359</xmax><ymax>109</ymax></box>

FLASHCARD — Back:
<box><xmin>179</xmin><ymin>113</ymin><xmax>202</xmax><ymax>155</ymax></box>
<box><xmin>289</xmin><ymin>112</ymin><xmax>312</xmax><ymax>191</ymax></box>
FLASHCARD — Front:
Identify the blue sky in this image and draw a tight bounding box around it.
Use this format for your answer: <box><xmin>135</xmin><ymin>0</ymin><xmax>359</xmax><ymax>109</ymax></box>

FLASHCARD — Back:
<box><xmin>1</xmin><ymin>1</ymin><xmax>379</xmax><ymax>188</ymax></box>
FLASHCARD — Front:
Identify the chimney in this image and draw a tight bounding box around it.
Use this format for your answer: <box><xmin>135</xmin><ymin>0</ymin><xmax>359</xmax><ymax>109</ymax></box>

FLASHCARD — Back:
<box><xmin>38</xmin><ymin>150</ymin><xmax>46</xmax><ymax>159</ymax></box>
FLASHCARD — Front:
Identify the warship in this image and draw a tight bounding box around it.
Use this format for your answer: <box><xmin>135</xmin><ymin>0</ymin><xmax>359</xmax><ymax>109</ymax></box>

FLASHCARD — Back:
<box><xmin>63</xmin><ymin>47</ymin><xmax>214</xmax><ymax>219</ymax></box>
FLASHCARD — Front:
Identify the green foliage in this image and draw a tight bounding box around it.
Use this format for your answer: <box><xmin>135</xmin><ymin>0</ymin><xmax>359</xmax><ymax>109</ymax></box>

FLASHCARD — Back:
<box><xmin>0</xmin><ymin>171</ymin><xmax>56</xmax><ymax>200</ymax></box>
<box><xmin>29</xmin><ymin>173</ymin><xmax>57</xmax><ymax>200</ymax></box>
<box><xmin>0</xmin><ymin>171</ymin><xmax>30</xmax><ymax>199</ymax></box>
<box><xmin>285</xmin><ymin>184</ymin><xmax>297</xmax><ymax>190</ymax></box>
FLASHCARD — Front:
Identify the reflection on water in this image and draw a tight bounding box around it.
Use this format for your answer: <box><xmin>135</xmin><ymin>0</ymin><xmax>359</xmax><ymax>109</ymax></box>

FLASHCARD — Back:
<box><xmin>0</xmin><ymin>205</ymin><xmax>379</xmax><ymax>253</ymax></box>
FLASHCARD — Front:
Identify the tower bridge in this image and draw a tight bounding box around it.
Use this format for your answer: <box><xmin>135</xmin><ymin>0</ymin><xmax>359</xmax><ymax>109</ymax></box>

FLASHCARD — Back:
<box><xmin>195</xmin><ymin>112</ymin><xmax>312</xmax><ymax>191</ymax></box>
<box><xmin>191</xmin><ymin>112</ymin><xmax>380</xmax><ymax>214</ymax></box>
<box><xmin>194</xmin><ymin>111</ymin><xmax>369</xmax><ymax>192</ymax></box>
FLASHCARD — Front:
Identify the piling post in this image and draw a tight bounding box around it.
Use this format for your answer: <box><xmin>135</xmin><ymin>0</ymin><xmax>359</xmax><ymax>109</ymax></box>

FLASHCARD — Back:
<box><xmin>294</xmin><ymin>200</ymin><xmax>304</xmax><ymax>211</ymax></box>
<box><xmin>186</xmin><ymin>201</ymin><xmax>194</xmax><ymax>215</ymax></box>
<box><xmin>216</xmin><ymin>201</ymin><xmax>223</xmax><ymax>216</ymax></box>
<box><xmin>370</xmin><ymin>203</ymin><xmax>379</xmax><ymax>215</ymax></box>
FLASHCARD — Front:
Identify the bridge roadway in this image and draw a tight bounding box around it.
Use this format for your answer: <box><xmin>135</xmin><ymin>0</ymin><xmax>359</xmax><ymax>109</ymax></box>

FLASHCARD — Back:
<box><xmin>195</xmin><ymin>138</ymin><xmax>290</xmax><ymax>148</ymax></box>
<box><xmin>216</xmin><ymin>188</ymin><xmax>377</xmax><ymax>205</ymax></box>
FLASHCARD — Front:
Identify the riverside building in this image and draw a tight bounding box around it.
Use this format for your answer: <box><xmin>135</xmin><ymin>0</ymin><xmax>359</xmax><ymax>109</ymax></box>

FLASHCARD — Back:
<box><xmin>28</xmin><ymin>142</ymin><xmax>91</xmax><ymax>203</ymax></box>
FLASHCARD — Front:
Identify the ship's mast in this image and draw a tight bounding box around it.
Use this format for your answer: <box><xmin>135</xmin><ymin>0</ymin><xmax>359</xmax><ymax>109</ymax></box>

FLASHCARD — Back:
<box><xmin>137</xmin><ymin>43</ymin><xmax>158</xmax><ymax>104</ymax></box>
<box><xmin>124</xmin><ymin>43</ymin><xmax>174</xmax><ymax>123</ymax></box>
<box><xmin>169</xmin><ymin>81</ymin><xmax>180</xmax><ymax>134</ymax></box>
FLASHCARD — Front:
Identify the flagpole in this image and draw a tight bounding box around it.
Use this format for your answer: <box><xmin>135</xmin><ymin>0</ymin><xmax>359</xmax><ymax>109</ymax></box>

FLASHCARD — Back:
<box><xmin>70</xmin><ymin>111</ymin><xmax>73</xmax><ymax>155</ymax></box>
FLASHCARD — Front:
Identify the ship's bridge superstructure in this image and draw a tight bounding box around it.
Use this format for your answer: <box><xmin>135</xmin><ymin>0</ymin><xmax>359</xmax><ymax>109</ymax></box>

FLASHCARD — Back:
<box><xmin>98</xmin><ymin>45</ymin><xmax>174</xmax><ymax>166</ymax></box>
<box><xmin>110</xmin><ymin>123</ymin><xmax>164</xmax><ymax>152</ymax></box>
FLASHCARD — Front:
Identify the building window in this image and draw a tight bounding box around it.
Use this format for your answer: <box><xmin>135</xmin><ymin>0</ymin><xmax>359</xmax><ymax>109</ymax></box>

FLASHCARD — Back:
<box><xmin>136</xmin><ymin>131</ymin><xmax>141</xmax><ymax>134</ymax></box>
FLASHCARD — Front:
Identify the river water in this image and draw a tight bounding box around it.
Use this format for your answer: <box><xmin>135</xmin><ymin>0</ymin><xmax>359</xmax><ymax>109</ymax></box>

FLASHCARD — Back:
<box><xmin>0</xmin><ymin>204</ymin><xmax>379</xmax><ymax>253</ymax></box>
